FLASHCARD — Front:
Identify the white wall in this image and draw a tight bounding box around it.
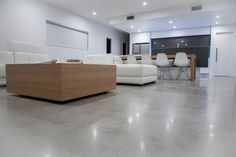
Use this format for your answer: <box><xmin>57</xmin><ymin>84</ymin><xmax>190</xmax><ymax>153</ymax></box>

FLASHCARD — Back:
<box><xmin>129</xmin><ymin>32</ymin><xmax>150</xmax><ymax>54</ymax></box>
<box><xmin>151</xmin><ymin>27</ymin><xmax>211</xmax><ymax>38</ymax></box>
<box><xmin>0</xmin><ymin>0</ymin><xmax>129</xmax><ymax>59</ymax></box>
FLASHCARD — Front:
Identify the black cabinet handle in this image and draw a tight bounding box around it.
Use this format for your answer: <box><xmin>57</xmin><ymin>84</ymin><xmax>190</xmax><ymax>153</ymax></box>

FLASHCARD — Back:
<box><xmin>215</xmin><ymin>48</ymin><xmax>218</xmax><ymax>62</ymax></box>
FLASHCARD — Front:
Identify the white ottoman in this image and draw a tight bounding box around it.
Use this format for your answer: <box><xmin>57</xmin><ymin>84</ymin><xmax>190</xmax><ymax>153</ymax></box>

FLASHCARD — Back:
<box><xmin>117</xmin><ymin>64</ymin><xmax>157</xmax><ymax>85</ymax></box>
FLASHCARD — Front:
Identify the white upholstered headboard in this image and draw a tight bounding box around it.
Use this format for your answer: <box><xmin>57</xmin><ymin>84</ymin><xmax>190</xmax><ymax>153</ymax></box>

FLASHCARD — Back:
<box><xmin>9</xmin><ymin>41</ymin><xmax>46</xmax><ymax>54</ymax></box>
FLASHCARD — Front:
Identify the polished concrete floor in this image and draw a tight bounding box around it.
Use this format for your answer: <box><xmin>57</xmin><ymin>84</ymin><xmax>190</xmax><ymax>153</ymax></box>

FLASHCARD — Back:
<box><xmin>0</xmin><ymin>77</ymin><xmax>236</xmax><ymax>157</ymax></box>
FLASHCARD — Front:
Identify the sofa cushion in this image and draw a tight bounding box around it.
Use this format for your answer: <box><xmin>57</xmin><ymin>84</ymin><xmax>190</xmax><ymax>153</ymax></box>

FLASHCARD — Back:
<box><xmin>117</xmin><ymin>64</ymin><xmax>157</xmax><ymax>77</ymax></box>
<box><xmin>0</xmin><ymin>51</ymin><xmax>14</xmax><ymax>77</ymax></box>
<box><xmin>83</xmin><ymin>54</ymin><xmax>114</xmax><ymax>65</ymax></box>
<box><xmin>14</xmin><ymin>52</ymin><xmax>49</xmax><ymax>64</ymax></box>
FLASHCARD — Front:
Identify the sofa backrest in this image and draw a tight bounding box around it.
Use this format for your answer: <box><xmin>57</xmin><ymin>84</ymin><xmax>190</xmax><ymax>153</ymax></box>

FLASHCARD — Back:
<box><xmin>0</xmin><ymin>51</ymin><xmax>14</xmax><ymax>78</ymax></box>
<box><xmin>14</xmin><ymin>52</ymin><xmax>49</xmax><ymax>64</ymax></box>
<box><xmin>83</xmin><ymin>54</ymin><xmax>114</xmax><ymax>65</ymax></box>
<box><xmin>10</xmin><ymin>41</ymin><xmax>46</xmax><ymax>54</ymax></box>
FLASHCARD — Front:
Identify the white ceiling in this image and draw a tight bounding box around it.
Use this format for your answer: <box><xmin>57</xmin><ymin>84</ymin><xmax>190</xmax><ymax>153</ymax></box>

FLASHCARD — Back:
<box><xmin>115</xmin><ymin>8</ymin><xmax>236</xmax><ymax>33</ymax></box>
<box><xmin>43</xmin><ymin>0</ymin><xmax>236</xmax><ymax>33</ymax></box>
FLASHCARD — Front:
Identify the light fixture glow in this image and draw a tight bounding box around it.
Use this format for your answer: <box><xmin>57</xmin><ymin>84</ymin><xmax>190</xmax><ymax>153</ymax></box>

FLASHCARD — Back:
<box><xmin>173</xmin><ymin>26</ymin><xmax>176</xmax><ymax>29</ymax></box>
<box><xmin>216</xmin><ymin>15</ymin><xmax>220</xmax><ymax>19</ymax></box>
<box><xmin>136</xmin><ymin>112</ymin><xmax>140</xmax><ymax>118</ymax></box>
<box><xmin>92</xmin><ymin>127</ymin><xmax>98</xmax><ymax>138</ymax></box>
<box><xmin>130</xmin><ymin>25</ymin><xmax>134</xmax><ymax>29</ymax></box>
<box><xmin>128</xmin><ymin>117</ymin><xmax>133</xmax><ymax>123</ymax></box>
<box><xmin>169</xmin><ymin>20</ymin><xmax>173</xmax><ymax>24</ymax></box>
<box><xmin>92</xmin><ymin>11</ymin><xmax>97</xmax><ymax>16</ymax></box>
<box><xmin>140</xmin><ymin>141</ymin><xmax>145</xmax><ymax>151</ymax></box>
<box><xmin>143</xmin><ymin>2</ymin><xmax>147</xmax><ymax>6</ymax></box>
<box><xmin>215</xmin><ymin>22</ymin><xmax>219</xmax><ymax>25</ymax></box>
<box><xmin>166</xmin><ymin>123</ymin><xmax>170</xmax><ymax>130</ymax></box>
<box><xmin>44</xmin><ymin>154</ymin><xmax>51</xmax><ymax>157</ymax></box>
<box><xmin>210</xmin><ymin>133</ymin><xmax>214</xmax><ymax>137</ymax></box>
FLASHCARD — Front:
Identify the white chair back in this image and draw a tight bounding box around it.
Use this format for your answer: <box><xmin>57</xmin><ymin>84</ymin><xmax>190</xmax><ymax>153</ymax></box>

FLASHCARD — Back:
<box><xmin>174</xmin><ymin>52</ymin><xmax>189</xmax><ymax>67</ymax></box>
<box><xmin>156</xmin><ymin>53</ymin><xmax>169</xmax><ymax>66</ymax></box>
<box><xmin>127</xmin><ymin>55</ymin><xmax>137</xmax><ymax>64</ymax></box>
<box><xmin>113</xmin><ymin>55</ymin><xmax>123</xmax><ymax>64</ymax></box>
<box><xmin>141</xmin><ymin>55</ymin><xmax>153</xmax><ymax>65</ymax></box>
<box><xmin>83</xmin><ymin>54</ymin><xmax>114</xmax><ymax>65</ymax></box>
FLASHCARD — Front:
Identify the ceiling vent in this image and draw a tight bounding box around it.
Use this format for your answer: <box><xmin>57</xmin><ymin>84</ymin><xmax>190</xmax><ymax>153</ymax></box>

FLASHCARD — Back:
<box><xmin>191</xmin><ymin>5</ymin><xmax>202</xmax><ymax>11</ymax></box>
<box><xmin>127</xmin><ymin>15</ymin><xmax>135</xmax><ymax>20</ymax></box>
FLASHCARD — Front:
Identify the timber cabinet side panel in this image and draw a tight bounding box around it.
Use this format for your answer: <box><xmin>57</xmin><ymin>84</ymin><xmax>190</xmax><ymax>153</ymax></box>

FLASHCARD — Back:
<box><xmin>6</xmin><ymin>64</ymin><xmax>62</xmax><ymax>101</ymax></box>
<box><xmin>61</xmin><ymin>64</ymin><xmax>117</xmax><ymax>101</ymax></box>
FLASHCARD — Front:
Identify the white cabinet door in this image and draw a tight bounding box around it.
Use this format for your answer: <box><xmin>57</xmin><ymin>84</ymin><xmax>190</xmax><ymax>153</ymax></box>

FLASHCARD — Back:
<box><xmin>215</xmin><ymin>33</ymin><xmax>236</xmax><ymax>77</ymax></box>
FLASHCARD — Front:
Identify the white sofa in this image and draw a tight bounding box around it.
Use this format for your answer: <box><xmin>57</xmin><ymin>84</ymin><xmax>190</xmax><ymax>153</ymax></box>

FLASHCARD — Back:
<box><xmin>0</xmin><ymin>51</ymin><xmax>49</xmax><ymax>85</ymax></box>
<box><xmin>0</xmin><ymin>51</ymin><xmax>14</xmax><ymax>85</ymax></box>
<box><xmin>13</xmin><ymin>52</ymin><xmax>49</xmax><ymax>64</ymax></box>
<box><xmin>1</xmin><ymin>52</ymin><xmax>156</xmax><ymax>85</ymax></box>
<box><xmin>116</xmin><ymin>64</ymin><xmax>157</xmax><ymax>85</ymax></box>
<box><xmin>84</xmin><ymin>54</ymin><xmax>157</xmax><ymax>85</ymax></box>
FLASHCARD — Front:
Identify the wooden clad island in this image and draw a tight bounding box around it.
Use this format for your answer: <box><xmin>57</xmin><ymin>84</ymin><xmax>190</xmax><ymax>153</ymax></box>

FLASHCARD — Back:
<box><xmin>6</xmin><ymin>64</ymin><xmax>116</xmax><ymax>101</ymax></box>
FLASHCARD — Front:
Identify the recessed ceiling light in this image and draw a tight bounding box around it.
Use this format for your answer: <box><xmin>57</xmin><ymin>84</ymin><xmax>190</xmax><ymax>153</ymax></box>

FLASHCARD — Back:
<box><xmin>92</xmin><ymin>11</ymin><xmax>97</xmax><ymax>16</ymax></box>
<box><xmin>142</xmin><ymin>2</ymin><xmax>147</xmax><ymax>6</ymax></box>
<box><xmin>130</xmin><ymin>25</ymin><xmax>134</xmax><ymax>29</ymax></box>
<box><xmin>173</xmin><ymin>26</ymin><xmax>176</xmax><ymax>29</ymax></box>
<box><xmin>169</xmin><ymin>21</ymin><xmax>173</xmax><ymax>24</ymax></box>
<box><xmin>215</xmin><ymin>22</ymin><xmax>219</xmax><ymax>25</ymax></box>
<box><xmin>138</xmin><ymin>29</ymin><xmax>141</xmax><ymax>32</ymax></box>
<box><xmin>216</xmin><ymin>15</ymin><xmax>220</xmax><ymax>19</ymax></box>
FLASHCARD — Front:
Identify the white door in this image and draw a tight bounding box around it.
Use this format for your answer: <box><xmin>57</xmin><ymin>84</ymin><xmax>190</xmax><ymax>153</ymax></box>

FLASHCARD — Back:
<box><xmin>215</xmin><ymin>33</ymin><xmax>236</xmax><ymax>77</ymax></box>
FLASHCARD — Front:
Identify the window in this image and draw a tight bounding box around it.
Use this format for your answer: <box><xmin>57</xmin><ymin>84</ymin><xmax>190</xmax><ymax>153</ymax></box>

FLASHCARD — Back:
<box><xmin>46</xmin><ymin>21</ymin><xmax>88</xmax><ymax>50</ymax></box>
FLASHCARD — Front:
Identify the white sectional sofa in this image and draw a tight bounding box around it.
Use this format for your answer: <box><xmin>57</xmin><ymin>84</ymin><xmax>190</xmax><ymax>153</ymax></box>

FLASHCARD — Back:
<box><xmin>13</xmin><ymin>52</ymin><xmax>49</xmax><ymax>64</ymax></box>
<box><xmin>1</xmin><ymin>50</ymin><xmax>157</xmax><ymax>85</ymax></box>
<box><xmin>0</xmin><ymin>51</ymin><xmax>49</xmax><ymax>85</ymax></box>
<box><xmin>84</xmin><ymin>54</ymin><xmax>157</xmax><ymax>85</ymax></box>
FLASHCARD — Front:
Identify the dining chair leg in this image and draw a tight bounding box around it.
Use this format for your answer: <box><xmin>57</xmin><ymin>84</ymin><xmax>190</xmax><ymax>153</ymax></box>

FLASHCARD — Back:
<box><xmin>185</xmin><ymin>67</ymin><xmax>189</xmax><ymax>79</ymax></box>
<box><xmin>176</xmin><ymin>67</ymin><xmax>181</xmax><ymax>80</ymax></box>
<box><xmin>158</xmin><ymin>67</ymin><xmax>163</xmax><ymax>79</ymax></box>
<box><xmin>167</xmin><ymin>67</ymin><xmax>173</xmax><ymax>80</ymax></box>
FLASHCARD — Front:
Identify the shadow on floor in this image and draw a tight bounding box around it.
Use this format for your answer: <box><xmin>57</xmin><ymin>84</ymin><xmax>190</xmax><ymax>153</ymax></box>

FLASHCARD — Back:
<box><xmin>8</xmin><ymin>91</ymin><xmax>118</xmax><ymax>106</ymax></box>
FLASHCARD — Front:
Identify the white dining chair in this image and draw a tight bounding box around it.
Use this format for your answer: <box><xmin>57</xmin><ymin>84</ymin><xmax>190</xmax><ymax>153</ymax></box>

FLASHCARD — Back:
<box><xmin>156</xmin><ymin>53</ymin><xmax>173</xmax><ymax>79</ymax></box>
<box><xmin>141</xmin><ymin>55</ymin><xmax>153</xmax><ymax>65</ymax></box>
<box><xmin>174</xmin><ymin>52</ymin><xmax>190</xmax><ymax>80</ymax></box>
<box><xmin>127</xmin><ymin>55</ymin><xmax>138</xmax><ymax>64</ymax></box>
<box><xmin>113</xmin><ymin>55</ymin><xmax>124</xmax><ymax>64</ymax></box>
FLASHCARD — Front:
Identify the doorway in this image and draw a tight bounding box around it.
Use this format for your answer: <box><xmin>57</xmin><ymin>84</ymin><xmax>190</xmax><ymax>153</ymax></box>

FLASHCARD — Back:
<box><xmin>123</xmin><ymin>43</ymin><xmax>127</xmax><ymax>55</ymax></box>
<box><xmin>214</xmin><ymin>33</ymin><xmax>236</xmax><ymax>77</ymax></box>
<box><xmin>106</xmin><ymin>38</ymin><xmax>112</xmax><ymax>54</ymax></box>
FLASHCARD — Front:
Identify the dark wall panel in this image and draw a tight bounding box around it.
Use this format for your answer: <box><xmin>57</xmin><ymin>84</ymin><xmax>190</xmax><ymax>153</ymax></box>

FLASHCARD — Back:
<box><xmin>151</xmin><ymin>35</ymin><xmax>211</xmax><ymax>67</ymax></box>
